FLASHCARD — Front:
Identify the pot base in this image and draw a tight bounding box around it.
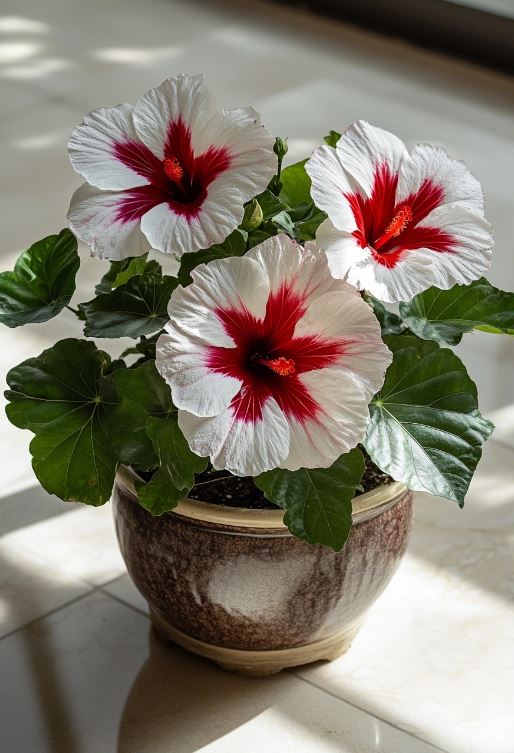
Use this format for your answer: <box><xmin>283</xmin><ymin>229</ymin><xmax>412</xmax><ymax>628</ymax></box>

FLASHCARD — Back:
<box><xmin>150</xmin><ymin>608</ymin><xmax>361</xmax><ymax>677</ymax></box>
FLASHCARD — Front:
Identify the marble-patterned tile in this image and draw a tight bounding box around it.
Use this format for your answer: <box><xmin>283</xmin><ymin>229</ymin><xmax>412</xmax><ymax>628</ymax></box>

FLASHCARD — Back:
<box><xmin>1</xmin><ymin>488</ymin><xmax>125</xmax><ymax>586</ymax></box>
<box><xmin>0</xmin><ymin>591</ymin><xmax>442</xmax><ymax>753</ymax></box>
<box><xmin>102</xmin><ymin>574</ymin><xmax>149</xmax><ymax>615</ymax></box>
<box><xmin>293</xmin><ymin>441</ymin><xmax>514</xmax><ymax>753</ymax></box>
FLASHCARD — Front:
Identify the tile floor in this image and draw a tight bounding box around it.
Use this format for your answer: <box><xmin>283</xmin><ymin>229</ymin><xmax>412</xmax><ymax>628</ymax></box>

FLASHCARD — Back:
<box><xmin>0</xmin><ymin>0</ymin><xmax>513</xmax><ymax>751</ymax></box>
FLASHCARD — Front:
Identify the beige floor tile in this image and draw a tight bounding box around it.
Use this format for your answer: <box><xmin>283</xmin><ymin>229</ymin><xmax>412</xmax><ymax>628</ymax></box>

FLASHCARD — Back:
<box><xmin>102</xmin><ymin>574</ymin><xmax>149</xmax><ymax>615</ymax></box>
<box><xmin>293</xmin><ymin>441</ymin><xmax>514</xmax><ymax>753</ymax></box>
<box><xmin>0</xmin><ymin>591</ymin><xmax>443</xmax><ymax>753</ymax></box>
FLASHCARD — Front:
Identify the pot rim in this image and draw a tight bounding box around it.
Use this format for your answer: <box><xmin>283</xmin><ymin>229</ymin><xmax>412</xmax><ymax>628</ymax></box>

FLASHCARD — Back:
<box><xmin>116</xmin><ymin>465</ymin><xmax>408</xmax><ymax>530</ymax></box>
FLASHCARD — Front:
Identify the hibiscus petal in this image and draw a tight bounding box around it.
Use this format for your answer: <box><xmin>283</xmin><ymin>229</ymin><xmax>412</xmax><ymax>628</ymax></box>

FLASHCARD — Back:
<box><xmin>305</xmin><ymin>145</ymin><xmax>358</xmax><ymax>233</ymax></box>
<box><xmin>156</xmin><ymin>332</ymin><xmax>242</xmax><ymax>417</ymax></box>
<box><xmin>178</xmin><ymin>398</ymin><xmax>290</xmax><ymax>476</ymax></box>
<box><xmin>396</xmin><ymin>143</ymin><xmax>485</xmax><ymax>216</ymax></box>
<box><xmin>67</xmin><ymin>182</ymin><xmax>150</xmax><ymax>260</ymax></box>
<box><xmin>336</xmin><ymin>120</ymin><xmax>407</xmax><ymax>198</ymax></box>
<box><xmin>201</xmin><ymin>107</ymin><xmax>277</xmax><ymax>202</ymax></box>
<box><xmin>246</xmin><ymin>234</ymin><xmax>348</xmax><ymax>304</ymax></box>
<box><xmin>139</xmin><ymin>184</ymin><xmax>245</xmax><ymax>256</ymax></box>
<box><xmin>68</xmin><ymin>103</ymin><xmax>155</xmax><ymax>190</ymax></box>
<box><xmin>316</xmin><ymin>217</ymin><xmax>372</xmax><ymax>282</ymax></box>
<box><xmin>133</xmin><ymin>74</ymin><xmax>216</xmax><ymax>160</ymax></box>
<box><xmin>281</xmin><ymin>369</ymin><xmax>370</xmax><ymax>471</ymax></box>
<box><xmin>294</xmin><ymin>291</ymin><xmax>392</xmax><ymax>399</ymax></box>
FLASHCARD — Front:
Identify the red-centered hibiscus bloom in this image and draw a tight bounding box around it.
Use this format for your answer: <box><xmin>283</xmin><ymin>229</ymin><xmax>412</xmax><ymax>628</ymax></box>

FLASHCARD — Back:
<box><xmin>156</xmin><ymin>235</ymin><xmax>391</xmax><ymax>476</ymax></box>
<box><xmin>306</xmin><ymin>121</ymin><xmax>493</xmax><ymax>302</ymax></box>
<box><xmin>67</xmin><ymin>74</ymin><xmax>277</xmax><ymax>260</ymax></box>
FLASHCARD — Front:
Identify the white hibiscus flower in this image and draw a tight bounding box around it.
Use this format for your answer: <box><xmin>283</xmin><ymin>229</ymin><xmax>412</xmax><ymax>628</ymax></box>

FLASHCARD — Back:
<box><xmin>67</xmin><ymin>74</ymin><xmax>277</xmax><ymax>260</ymax></box>
<box><xmin>306</xmin><ymin>120</ymin><xmax>493</xmax><ymax>302</ymax></box>
<box><xmin>156</xmin><ymin>234</ymin><xmax>392</xmax><ymax>477</ymax></box>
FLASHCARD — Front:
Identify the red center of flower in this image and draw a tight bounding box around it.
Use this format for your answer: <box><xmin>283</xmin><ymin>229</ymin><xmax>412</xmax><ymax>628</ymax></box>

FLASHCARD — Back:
<box><xmin>374</xmin><ymin>205</ymin><xmax>412</xmax><ymax>249</ymax></box>
<box><xmin>345</xmin><ymin>163</ymin><xmax>455</xmax><ymax>267</ymax></box>
<box><xmin>163</xmin><ymin>157</ymin><xmax>184</xmax><ymax>182</ymax></box>
<box><xmin>113</xmin><ymin>117</ymin><xmax>232</xmax><ymax>223</ymax></box>
<box><xmin>205</xmin><ymin>284</ymin><xmax>351</xmax><ymax>424</ymax></box>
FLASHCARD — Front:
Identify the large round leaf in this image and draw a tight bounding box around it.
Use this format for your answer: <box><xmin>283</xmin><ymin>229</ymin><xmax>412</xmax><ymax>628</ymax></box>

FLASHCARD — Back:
<box><xmin>364</xmin><ymin>336</ymin><xmax>493</xmax><ymax>505</ymax></box>
<box><xmin>5</xmin><ymin>339</ymin><xmax>117</xmax><ymax>506</ymax></box>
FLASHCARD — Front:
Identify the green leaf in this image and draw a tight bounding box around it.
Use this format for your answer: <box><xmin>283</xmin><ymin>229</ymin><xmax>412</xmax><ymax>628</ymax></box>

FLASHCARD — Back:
<box><xmin>0</xmin><ymin>229</ymin><xmax>79</xmax><ymax>328</ymax></box>
<box><xmin>324</xmin><ymin>130</ymin><xmax>342</xmax><ymax>148</ymax></box>
<box><xmin>247</xmin><ymin>225</ymin><xmax>278</xmax><ymax>249</ymax></box>
<box><xmin>364</xmin><ymin>335</ymin><xmax>493</xmax><ymax>505</ymax></box>
<box><xmin>5</xmin><ymin>339</ymin><xmax>117</xmax><ymax>505</ymax></box>
<box><xmin>177</xmin><ymin>229</ymin><xmax>247</xmax><ymax>286</ymax></box>
<box><xmin>80</xmin><ymin>273</ymin><xmax>177</xmax><ymax>338</ymax></box>
<box><xmin>256</xmin><ymin>189</ymin><xmax>290</xmax><ymax>220</ymax></box>
<box><xmin>255</xmin><ymin>449</ymin><xmax>365</xmax><ymax>551</ymax></box>
<box><xmin>292</xmin><ymin>203</ymin><xmax>327</xmax><ymax>241</ymax></box>
<box><xmin>136</xmin><ymin>416</ymin><xmax>207</xmax><ymax>514</ymax></box>
<box><xmin>364</xmin><ymin>294</ymin><xmax>407</xmax><ymax>335</ymax></box>
<box><xmin>120</xmin><ymin>332</ymin><xmax>162</xmax><ymax>365</ymax></box>
<box><xmin>400</xmin><ymin>278</ymin><xmax>514</xmax><ymax>346</ymax></box>
<box><xmin>95</xmin><ymin>255</ymin><xmax>161</xmax><ymax>294</ymax></box>
<box><xmin>103</xmin><ymin>360</ymin><xmax>173</xmax><ymax>470</ymax></box>
<box><xmin>279</xmin><ymin>160</ymin><xmax>311</xmax><ymax>207</ymax></box>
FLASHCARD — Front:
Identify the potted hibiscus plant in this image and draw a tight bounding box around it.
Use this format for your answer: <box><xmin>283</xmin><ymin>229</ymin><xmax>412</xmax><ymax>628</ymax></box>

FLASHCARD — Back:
<box><xmin>2</xmin><ymin>74</ymin><xmax>513</xmax><ymax>676</ymax></box>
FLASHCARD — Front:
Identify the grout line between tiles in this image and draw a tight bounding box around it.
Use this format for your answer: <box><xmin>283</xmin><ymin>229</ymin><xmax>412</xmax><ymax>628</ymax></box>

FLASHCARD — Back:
<box><xmin>98</xmin><ymin>584</ymin><xmax>150</xmax><ymax>619</ymax></box>
<box><xmin>0</xmin><ymin>587</ymin><xmax>96</xmax><ymax>642</ymax></box>
<box><xmin>288</xmin><ymin>672</ymin><xmax>451</xmax><ymax>753</ymax></box>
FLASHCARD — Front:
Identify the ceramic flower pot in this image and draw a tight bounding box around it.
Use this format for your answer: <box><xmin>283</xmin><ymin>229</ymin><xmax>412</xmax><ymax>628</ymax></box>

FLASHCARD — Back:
<box><xmin>112</xmin><ymin>467</ymin><xmax>414</xmax><ymax>676</ymax></box>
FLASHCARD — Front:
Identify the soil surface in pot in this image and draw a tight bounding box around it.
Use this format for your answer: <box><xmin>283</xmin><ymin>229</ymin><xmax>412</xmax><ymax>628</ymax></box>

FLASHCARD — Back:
<box><xmin>187</xmin><ymin>450</ymin><xmax>393</xmax><ymax>509</ymax></box>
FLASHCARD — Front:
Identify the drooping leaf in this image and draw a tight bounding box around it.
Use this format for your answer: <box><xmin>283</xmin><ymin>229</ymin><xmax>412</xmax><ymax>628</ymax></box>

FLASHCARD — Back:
<box><xmin>364</xmin><ymin>294</ymin><xmax>407</xmax><ymax>335</ymax></box>
<box><xmin>136</xmin><ymin>416</ymin><xmax>207</xmax><ymax>514</ymax></box>
<box><xmin>103</xmin><ymin>360</ymin><xmax>174</xmax><ymax>470</ymax></box>
<box><xmin>256</xmin><ymin>449</ymin><xmax>365</xmax><ymax>551</ymax></box>
<box><xmin>247</xmin><ymin>225</ymin><xmax>278</xmax><ymax>249</ymax></box>
<box><xmin>5</xmin><ymin>339</ymin><xmax>117</xmax><ymax>505</ymax></box>
<box><xmin>364</xmin><ymin>335</ymin><xmax>493</xmax><ymax>505</ymax></box>
<box><xmin>80</xmin><ymin>273</ymin><xmax>177</xmax><ymax>338</ymax></box>
<box><xmin>177</xmin><ymin>229</ymin><xmax>247</xmax><ymax>286</ymax></box>
<box><xmin>324</xmin><ymin>130</ymin><xmax>342</xmax><ymax>148</ymax></box>
<box><xmin>400</xmin><ymin>278</ymin><xmax>514</xmax><ymax>346</ymax></box>
<box><xmin>0</xmin><ymin>229</ymin><xmax>79</xmax><ymax>327</ymax></box>
<box><xmin>279</xmin><ymin>159</ymin><xmax>311</xmax><ymax>207</ymax></box>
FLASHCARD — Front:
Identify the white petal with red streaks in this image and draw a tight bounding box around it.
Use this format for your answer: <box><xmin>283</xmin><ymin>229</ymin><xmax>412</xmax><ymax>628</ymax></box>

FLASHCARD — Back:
<box><xmin>246</xmin><ymin>234</ymin><xmax>348</xmax><ymax>308</ymax></box>
<box><xmin>294</xmin><ymin>291</ymin><xmax>392</xmax><ymax>398</ymax></box>
<box><xmin>156</xmin><ymin>332</ymin><xmax>241</xmax><ymax>418</ymax></box>
<box><xmin>316</xmin><ymin>217</ymin><xmax>372</xmax><ymax>282</ymax></box>
<box><xmin>67</xmin><ymin>182</ymin><xmax>150</xmax><ymax>260</ymax></box>
<box><xmin>68</xmin><ymin>103</ymin><xmax>146</xmax><ymax>190</ymax></box>
<box><xmin>305</xmin><ymin>145</ymin><xmax>358</xmax><ymax>232</ymax></box>
<box><xmin>178</xmin><ymin>399</ymin><xmax>290</xmax><ymax>476</ymax></box>
<box><xmin>133</xmin><ymin>74</ymin><xmax>216</xmax><ymax>160</ymax></box>
<box><xmin>195</xmin><ymin>107</ymin><xmax>277</xmax><ymax>202</ymax></box>
<box><xmin>396</xmin><ymin>143</ymin><xmax>485</xmax><ymax>215</ymax></box>
<box><xmin>336</xmin><ymin>121</ymin><xmax>407</xmax><ymax>198</ymax></box>
<box><xmin>165</xmin><ymin>255</ymin><xmax>269</xmax><ymax>345</ymax></box>
<box><xmin>139</xmin><ymin>184</ymin><xmax>245</xmax><ymax>256</ymax></box>
<box><xmin>281</xmin><ymin>369</ymin><xmax>370</xmax><ymax>471</ymax></box>
<box><xmin>416</xmin><ymin>204</ymin><xmax>493</xmax><ymax>286</ymax></box>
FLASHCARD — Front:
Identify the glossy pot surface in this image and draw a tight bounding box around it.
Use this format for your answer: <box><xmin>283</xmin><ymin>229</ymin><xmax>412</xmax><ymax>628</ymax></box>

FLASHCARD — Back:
<box><xmin>112</xmin><ymin>469</ymin><xmax>413</xmax><ymax>674</ymax></box>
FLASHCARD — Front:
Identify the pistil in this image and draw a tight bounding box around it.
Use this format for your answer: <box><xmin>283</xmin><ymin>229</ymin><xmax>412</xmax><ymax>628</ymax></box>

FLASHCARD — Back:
<box><xmin>374</xmin><ymin>205</ymin><xmax>413</xmax><ymax>250</ymax></box>
<box><xmin>253</xmin><ymin>355</ymin><xmax>296</xmax><ymax>376</ymax></box>
<box><xmin>163</xmin><ymin>157</ymin><xmax>184</xmax><ymax>182</ymax></box>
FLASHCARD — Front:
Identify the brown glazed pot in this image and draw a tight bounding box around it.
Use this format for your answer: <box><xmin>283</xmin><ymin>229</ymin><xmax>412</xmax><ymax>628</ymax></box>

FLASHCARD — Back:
<box><xmin>113</xmin><ymin>467</ymin><xmax>414</xmax><ymax>676</ymax></box>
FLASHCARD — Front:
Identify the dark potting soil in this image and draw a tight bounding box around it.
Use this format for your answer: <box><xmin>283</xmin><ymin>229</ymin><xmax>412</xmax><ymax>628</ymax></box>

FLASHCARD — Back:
<box><xmin>187</xmin><ymin>449</ymin><xmax>393</xmax><ymax>509</ymax></box>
